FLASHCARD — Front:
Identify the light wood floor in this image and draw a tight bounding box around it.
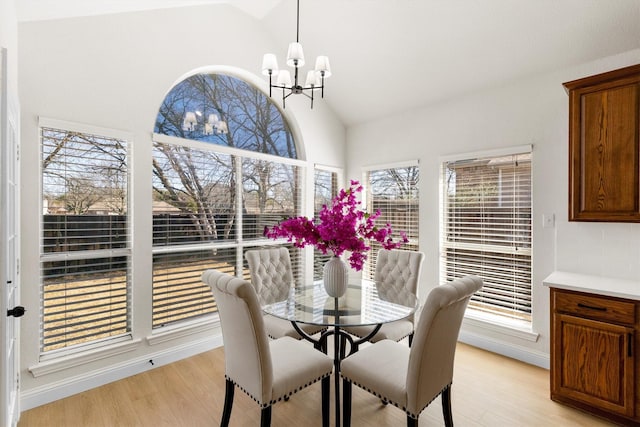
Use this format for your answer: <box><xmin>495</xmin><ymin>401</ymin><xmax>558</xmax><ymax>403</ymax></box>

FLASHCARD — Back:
<box><xmin>19</xmin><ymin>342</ymin><xmax>617</xmax><ymax>427</ymax></box>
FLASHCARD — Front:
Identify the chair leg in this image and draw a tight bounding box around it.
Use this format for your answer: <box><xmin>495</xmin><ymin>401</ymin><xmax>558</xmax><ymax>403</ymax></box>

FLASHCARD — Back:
<box><xmin>260</xmin><ymin>406</ymin><xmax>272</xmax><ymax>427</ymax></box>
<box><xmin>406</xmin><ymin>415</ymin><xmax>418</xmax><ymax>427</ymax></box>
<box><xmin>342</xmin><ymin>379</ymin><xmax>353</xmax><ymax>427</ymax></box>
<box><xmin>442</xmin><ymin>385</ymin><xmax>454</xmax><ymax>427</ymax></box>
<box><xmin>321</xmin><ymin>376</ymin><xmax>330</xmax><ymax>427</ymax></box>
<box><xmin>221</xmin><ymin>379</ymin><xmax>235</xmax><ymax>427</ymax></box>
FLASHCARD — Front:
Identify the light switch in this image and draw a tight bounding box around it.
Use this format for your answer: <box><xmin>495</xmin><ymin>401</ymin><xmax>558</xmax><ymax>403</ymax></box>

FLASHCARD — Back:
<box><xmin>542</xmin><ymin>213</ymin><xmax>555</xmax><ymax>228</ymax></box>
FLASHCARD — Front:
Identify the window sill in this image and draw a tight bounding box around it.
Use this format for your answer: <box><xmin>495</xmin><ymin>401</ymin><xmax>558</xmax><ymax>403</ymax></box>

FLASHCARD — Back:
<box><xmin>462</xmin><ymin>309</ymin><xmax>539</xmax><ymax>342</ymax></box>
<box><xmin>146</xmin><ymin>315</ymin><xmax>220</xmax><ymax>346</ymax></box>
<box><xmin>29</xmin><ymin>338</ymin><xmax>142</xmax><ymax>378</ymax></box>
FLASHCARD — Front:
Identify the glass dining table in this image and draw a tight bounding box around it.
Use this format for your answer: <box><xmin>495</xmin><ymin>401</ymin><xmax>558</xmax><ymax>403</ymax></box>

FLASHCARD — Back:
<box><xmin>262</xmin><ymin>279</ymin><xmax>419</xmax><ymax>427</ymax></box>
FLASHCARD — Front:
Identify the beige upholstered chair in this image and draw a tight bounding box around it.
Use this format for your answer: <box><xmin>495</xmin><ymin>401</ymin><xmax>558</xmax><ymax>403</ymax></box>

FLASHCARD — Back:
<box><xmin>202</xmin><ymin>269</ymin><xmax>333</xmax><ymax>427</ymax></box>
<box><xmin>343</xmin><ymin>249</ymin><xmax>425</xmax><ymax>347</ymax></box>
<box><xmin>245</xmin><ymin>247</ymin><xmax>325</xmax><ymax>340</ymax></box>
<box><xmin>340</xmin><ymin>275</ymin><xmax>483</xmax><ymax>427</ymax></box>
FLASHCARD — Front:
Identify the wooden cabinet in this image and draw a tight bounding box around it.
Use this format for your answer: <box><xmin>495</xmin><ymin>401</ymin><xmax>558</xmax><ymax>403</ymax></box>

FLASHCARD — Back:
<box><xmin>550</xmin><ymin>287</ymin><xmax>640</xmax><ymax>425</ymax></box>
<box><xmin>564</xmin><ymin>64</ymin><xmax>640</xmax><ymax>222</ymax></box>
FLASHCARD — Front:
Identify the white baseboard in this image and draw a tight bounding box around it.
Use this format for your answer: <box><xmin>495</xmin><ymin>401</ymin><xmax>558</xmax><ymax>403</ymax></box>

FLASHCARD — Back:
<box><xmin>21</xmin><ymin>335</ymin><xmax>223</xmax><ymax>411</ymax></box>
<box><xmin>458</xmin><ymin>330</ymin><xmax>550</xmax><ymax>369</ymax></box>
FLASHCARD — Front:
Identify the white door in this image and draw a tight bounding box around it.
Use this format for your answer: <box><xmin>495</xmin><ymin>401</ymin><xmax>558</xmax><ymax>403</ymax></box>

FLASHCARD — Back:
<box><xmin>1</xmin><ymin>46</ymin><xmax>21</xmax><ymax>427</ymax></box>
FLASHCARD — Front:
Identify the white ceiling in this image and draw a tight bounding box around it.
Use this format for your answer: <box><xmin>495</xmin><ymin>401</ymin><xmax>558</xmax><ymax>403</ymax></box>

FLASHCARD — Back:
<box><xmin>16</xmin><ymin>0</ymin><xmax>640</xmax><ymax>126</ymax></box>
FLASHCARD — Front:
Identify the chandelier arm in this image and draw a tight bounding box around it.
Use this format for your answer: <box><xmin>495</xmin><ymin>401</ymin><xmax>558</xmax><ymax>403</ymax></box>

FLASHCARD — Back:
<box><xmin>301</xmin><ymin>84</ymin><xmax>323</xmax><ymax>91</ymax></box>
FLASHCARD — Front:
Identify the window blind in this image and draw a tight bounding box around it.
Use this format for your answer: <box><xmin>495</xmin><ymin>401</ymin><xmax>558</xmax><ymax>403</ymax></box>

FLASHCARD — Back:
<box><xmin>363</xmin><ymin>165</ymin><xmax>420</xmax><ymax>280</ymax></box>
<box><xmin>242</xmin><ymin>158</ymin><xmax>302</xmax><ymax>240</ymax></box>
<box><xmin>152</xmin><ymin>143</ymin><xmax>236</xmax><ymax>245</ymax></box>
<box><xmin>152</xmin><ymin>248</ymin><xmax>230</xmax><ymax>328</ymax></box>
<box><xmin>40</xmin><ymin>127</ymin><xmax>131</xmax><ymax>352</ymax></box>
<box><xmin>440</xmin><ymin>150</ymin><xmax>532</xmax><ymax>322</ymax></box>
<box><xmin>152</xmin><ymin>142</ymin><xmax>305</xmax><ymax>328</ymax></box>
<box><xmin>241</xmin><ymin>161</ymin><xmax>305</xmax><ymax>285</ymax></box>
<box><xmin>313</xmin><ymin>168</ymin><xmax>339</xmax><ymax>280</ymax></box>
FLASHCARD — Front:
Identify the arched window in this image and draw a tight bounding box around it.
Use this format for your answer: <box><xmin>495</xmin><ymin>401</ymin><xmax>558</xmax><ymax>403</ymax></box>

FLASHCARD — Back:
<box><xmin>154</xmin><ymin>73</ymin><xmax>297</xmax><ymax>158</ymax></box>
<box><xmin>151</xmin><ymin>71</ymin><xmax>304</xmax><ymax>329</ymax></box>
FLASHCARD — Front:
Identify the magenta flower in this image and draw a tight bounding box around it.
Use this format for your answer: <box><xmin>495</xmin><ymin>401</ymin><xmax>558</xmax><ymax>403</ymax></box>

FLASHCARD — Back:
<box><xmin>264</xmin><ymin>180</ymin><xmax>408</xmax><ymax>270</ymax></box>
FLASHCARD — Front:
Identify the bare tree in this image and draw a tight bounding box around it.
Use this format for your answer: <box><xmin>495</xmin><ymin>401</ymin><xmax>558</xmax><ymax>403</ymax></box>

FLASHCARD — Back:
<box><xmin>153</xmin><ymin>73</ymin><xmax>300</xmax><ymax>241</ymax></box>
<box><xmin>42</xmin><ymin>128</ymin><xmax>128</xmax><ymax>215</ymax></box>
<box><xmin>59</xmin><ymin>176</ymin><xmax>102</xmax><ymax>214</ymax></box>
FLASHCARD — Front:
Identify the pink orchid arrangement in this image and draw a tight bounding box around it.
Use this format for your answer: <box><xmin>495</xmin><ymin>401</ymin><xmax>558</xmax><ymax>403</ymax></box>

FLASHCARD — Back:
<box><xmin>264</xmin><ymin>180</ymin><xmax>408</xmax><ymax>270</ymax></box>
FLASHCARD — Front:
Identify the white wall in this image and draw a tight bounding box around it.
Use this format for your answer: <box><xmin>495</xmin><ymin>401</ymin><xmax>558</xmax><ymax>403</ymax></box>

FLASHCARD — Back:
<box><xmin>0</xmin><ymin>0</ymin><xmax>18</xmax><ymax>96</ymax></box>
<box><xmin>347</xmin><ymin>48</ymin><xmax>640</xmax><ymax>367</ymax></box>
<box><xmin>18</xmin><ymin>4</ymin><xmax>345</xmax><ymax>408</ymax></box>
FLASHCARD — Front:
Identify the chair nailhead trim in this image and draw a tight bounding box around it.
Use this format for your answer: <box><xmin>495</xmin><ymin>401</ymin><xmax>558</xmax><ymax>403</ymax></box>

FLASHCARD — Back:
<box><xmin>226</xmin><ymin>372</ymin><xmax>332</xmax><ymax>409</ymax></box>
<box><xmin>341</xmin><ymin>375</ymin><xmax>452</xmax><ymax>419</ymax></box>
<box><xmin>349</xmin><ymin>331</ymin><xmax>411</xmax><ymax>341</ymax></box>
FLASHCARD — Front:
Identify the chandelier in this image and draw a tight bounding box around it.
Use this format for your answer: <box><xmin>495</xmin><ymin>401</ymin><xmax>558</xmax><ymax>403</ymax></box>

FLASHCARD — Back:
<box><xmin>261</xmin><ymin>0</ymin><xmax>331</xmax><ymax>108</ymax></box>
<box><xmin>182</xmin><ymin>111</ymin><xmax>228</xmax><ymax>135</ymax></box>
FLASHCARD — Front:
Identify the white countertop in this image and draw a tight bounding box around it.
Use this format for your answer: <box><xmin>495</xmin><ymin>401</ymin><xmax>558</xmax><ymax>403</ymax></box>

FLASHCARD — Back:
<box><xmin>543</xmin><ymin>271</ymin><xmax>640</xmax><ymax>301</ymax></box>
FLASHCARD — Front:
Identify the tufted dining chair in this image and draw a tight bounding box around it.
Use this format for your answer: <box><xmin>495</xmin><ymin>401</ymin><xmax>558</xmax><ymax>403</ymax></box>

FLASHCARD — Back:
<box><xmin>246</xmin><ymin>247</ymin><xmax>326</xmax><ymax>340</ymax></box>
<box><xmin>342</xmin><ymin>249</ymin><xmax>424</xmax><ymax>348</ymax></box>
<box><xmin>340</xmin><ymin>275</ymin><xmax>483</xmax><ymax>427</ymax></box>
<box><xmin>202</xmin><ymin>269</ymin><xmax>333</xmax><ymax>427</ymax></box>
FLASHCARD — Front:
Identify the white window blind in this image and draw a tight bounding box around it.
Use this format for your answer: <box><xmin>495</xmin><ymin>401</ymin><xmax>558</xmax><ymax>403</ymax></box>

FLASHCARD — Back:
<box><xmin>40</xmin><ymin>126</ymin><xmax>131</xmax><ymax>352</ymax></box>
<box><xmin>242</xmin><ymin>158</ymin><xmax>303</xmax><ymax>239</ymax></box>
<box><xmin>313</xmin><ymin>168</ymin><xmax>339</xmax><ymax>280</ymax></box>
<box><xmin>440</xmin><ymin>149</ymin><xmax>532</xmax><ymax>323</ymax></box>
<box><xmin>363</xmin><ymin>164</ymin><xmax>420</xmax><ymax>280</ymax></box>
<box><xmin>152</xmin><ymin>141</ymin><xmax>304</xmax><ymax>328</ymax></box>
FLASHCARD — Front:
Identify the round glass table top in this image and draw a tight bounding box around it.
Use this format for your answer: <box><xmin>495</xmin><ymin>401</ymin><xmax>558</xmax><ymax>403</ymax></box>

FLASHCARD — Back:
<box><xmin>262</xmin><ymin>280</ymin><xmax>418</xmax><ymax>327</ymax></box>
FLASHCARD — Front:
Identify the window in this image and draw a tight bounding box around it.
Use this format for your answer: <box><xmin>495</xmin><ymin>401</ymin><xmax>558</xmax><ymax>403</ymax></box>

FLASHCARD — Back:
<box><xmin>363</xmin><ymin>163</ymin><xmax>420</xmax><ymax>280</ymax></box>
<box><xmin>440</xmin><ymin>146</ymin><xmax>532</xmax><ymax>324</ymax></box>
<box><xmin>313</xmin><ymin>167</ymin><xmax>340</xmax><ymax>280</ymax></box>
<box><xmin>40</xmin><ymin>122</ymin><xmax>131</xmax><ymax>353</ymax></box>
<box><xmin>152</xmin><ymin>72</ymin><xmax>304</xmax><ymax>328</ymax></box>
<box><xmin>155</xmin><ymin>73</ymin><xmax>296</xmax><ymax>158</ymax></box>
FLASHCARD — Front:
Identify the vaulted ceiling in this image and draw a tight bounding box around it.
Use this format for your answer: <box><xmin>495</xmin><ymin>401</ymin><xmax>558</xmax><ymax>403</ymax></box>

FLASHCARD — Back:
<box><xmin>16</xmin><ymin>0</ymin><xmax>640</xmax><ymax>126</ymax></box>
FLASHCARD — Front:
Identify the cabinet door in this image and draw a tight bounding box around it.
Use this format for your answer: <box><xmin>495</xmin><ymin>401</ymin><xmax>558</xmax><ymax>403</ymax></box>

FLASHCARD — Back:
<box><xmin>552</xmin><ymin>313</ymin><xmax>635</xmax><ymax>417</ymax></box>
<box><xmin>566</xmin><ymin>65</ymin><xmax>640</xmax><ymax>222</ymax></box>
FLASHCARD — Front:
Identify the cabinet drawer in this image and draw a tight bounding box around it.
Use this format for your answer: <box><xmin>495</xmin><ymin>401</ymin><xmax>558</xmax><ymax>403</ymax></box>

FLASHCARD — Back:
<box><xmin>553</xmin><ymin>290</ymin><xmax>635</xmax><ymax>325</ymax></box>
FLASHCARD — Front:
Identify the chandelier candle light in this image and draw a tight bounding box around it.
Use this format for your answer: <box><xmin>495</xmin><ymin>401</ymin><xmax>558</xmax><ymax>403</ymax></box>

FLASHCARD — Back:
<box><xmin>264</xmin><ymin>181</ymin><xmax>408</xmax><ymax>297</ymax></box>
<box><xmin>261</xmin><ymin>0</ymin><xmax>331</xmax><ymax>109</ymax></box>
<box><xmin>182</xmin><ymin>111</ymin><xmax>228</xmax><ymax>135</ymax></box>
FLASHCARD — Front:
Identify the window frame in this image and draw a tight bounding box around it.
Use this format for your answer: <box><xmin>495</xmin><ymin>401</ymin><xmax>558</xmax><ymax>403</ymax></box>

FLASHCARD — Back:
<box><xmin>361</xmin><ymin>160</ymin><xmax>420</xmax><ymax>281</ymax></box>
<box><xmin>439</xmin><ymin>144</ymin><xmax>533</xmax><ymax>330</ymax></box>
<box><xmin>150</xmin><ymin>134</ymin><xmax>307</xmax><ymax>330</ymax></box>
<box><xmin>38</xmin><ymin>117</ymin><xmax>134</xmax><ymax>358</ymax></box>
<box><xmin>312</xmin><ymin>164</ymin><xmax>343</xmax><ymax>280</ymax></box>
